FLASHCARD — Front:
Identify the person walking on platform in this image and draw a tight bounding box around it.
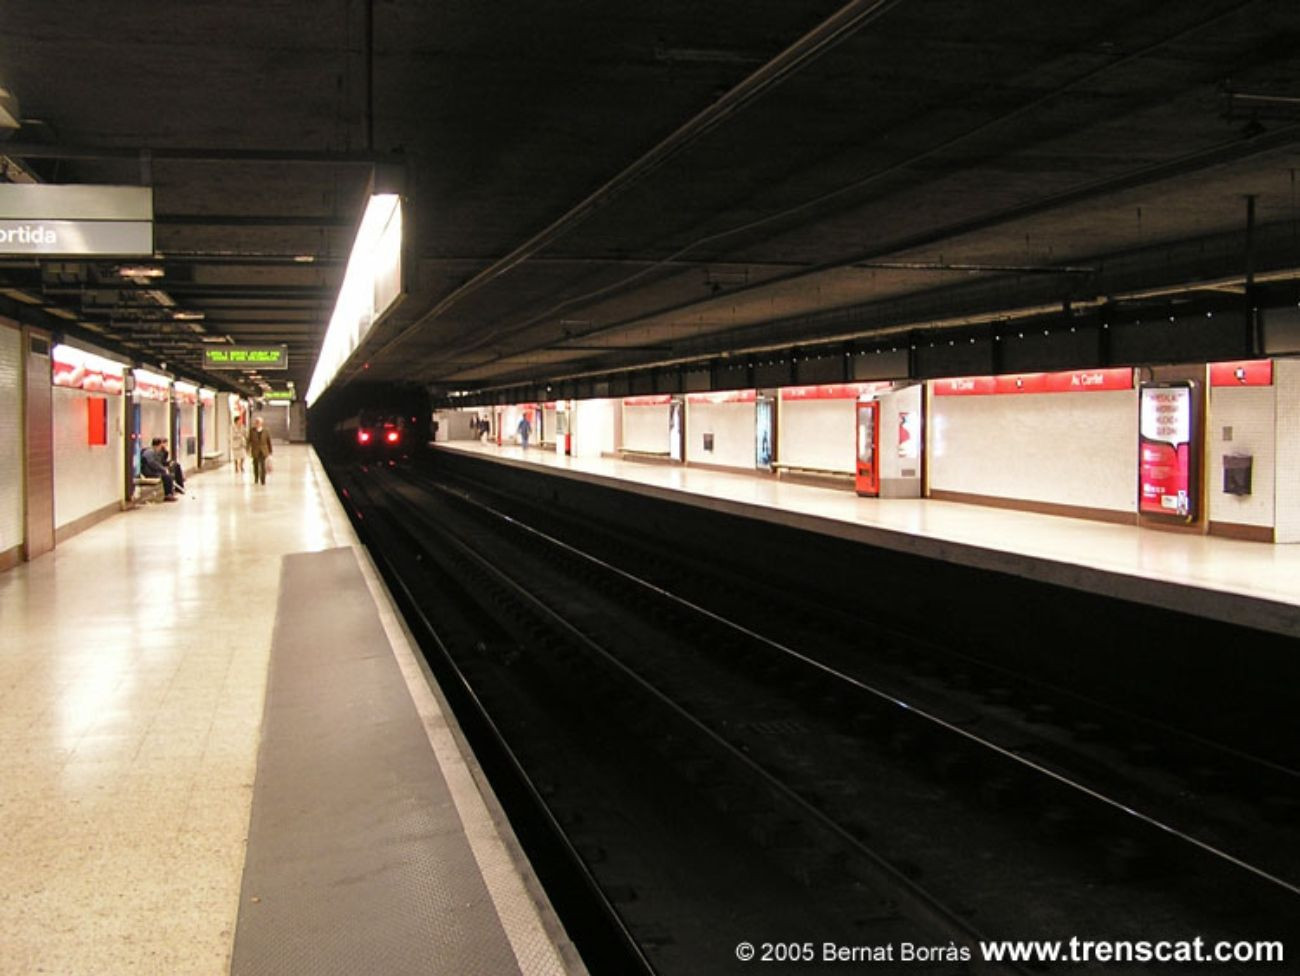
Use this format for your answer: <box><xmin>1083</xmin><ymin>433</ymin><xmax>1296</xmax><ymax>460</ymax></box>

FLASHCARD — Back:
<box><xmin>247</xmin><ymin>415</ymin><xmax>273</xmax><ymax>485</ymax></box>
<box><xmin>230</xmin><ymin>414</ymin><xmax>247</xmax><ymax>475</ymax></box>
<box><xmin>516</xmin><ymin>414</ymin><xmax>532</xmax><ymax>450</ymax></box>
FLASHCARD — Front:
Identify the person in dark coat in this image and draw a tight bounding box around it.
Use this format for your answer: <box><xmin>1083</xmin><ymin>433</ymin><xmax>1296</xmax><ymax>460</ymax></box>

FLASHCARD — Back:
<box><xmin>140</xmin><ymin>437</ymin><xmax>180</xmax><ymax>501</ymax></box>
<box><xmin>247</xmin><ymin>416</ymin><xmax>273</xmax><ymax>485</ymax></box>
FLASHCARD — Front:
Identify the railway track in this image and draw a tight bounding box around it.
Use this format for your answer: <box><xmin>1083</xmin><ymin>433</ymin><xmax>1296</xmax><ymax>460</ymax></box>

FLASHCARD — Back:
<box><xmin>331</xmin><ymin>459</ymin><xmax>1296</xmax><ymax>974</ymax></box>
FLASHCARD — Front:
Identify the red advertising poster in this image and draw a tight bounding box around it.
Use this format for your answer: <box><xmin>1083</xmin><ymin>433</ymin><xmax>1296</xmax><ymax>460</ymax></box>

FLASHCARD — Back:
<box><xmin>86</xmin><ymin>398</ymin><xmax>108</xmax><ymax>445</ymax></box>
<box><xmin>1138</xmin><ymin>383</ymin><xmax>1196</xmax><ymax>519</ymax></box>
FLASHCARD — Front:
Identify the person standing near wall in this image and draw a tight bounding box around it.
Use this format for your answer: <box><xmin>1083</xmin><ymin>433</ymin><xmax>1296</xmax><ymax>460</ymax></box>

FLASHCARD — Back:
<box><xmin>230</xmin><ymin>415</ymin><xmax>247</xmax><ymax>475</ymax></box>
<box><xmin>247</xmin><ymin>415</ymin><xmax>273</xmax><ymax>485</ymax></box>
<box><xmin>516</xmin><ymin>414</ymin><xmax>531</xmax><ymax>449</ymax></box>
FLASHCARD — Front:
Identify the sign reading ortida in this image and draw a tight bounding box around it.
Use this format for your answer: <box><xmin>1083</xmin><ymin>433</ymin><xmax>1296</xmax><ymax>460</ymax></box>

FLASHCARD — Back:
<box><xmin>0</xmin><ymin>184</ymin><xmax>153</xmax><ymax>256</ymax></box>
<box><xmin>203</xmin><ymin>346</ymin><xmax>289</xmax><ymax>370</ymax></box>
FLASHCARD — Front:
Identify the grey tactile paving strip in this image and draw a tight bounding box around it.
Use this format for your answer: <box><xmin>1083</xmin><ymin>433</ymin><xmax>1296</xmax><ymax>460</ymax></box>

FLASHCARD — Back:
<box><xmin>231</xmin><ymin>547</ymin><xmax>523</xmax><ymax>976</ymax></box>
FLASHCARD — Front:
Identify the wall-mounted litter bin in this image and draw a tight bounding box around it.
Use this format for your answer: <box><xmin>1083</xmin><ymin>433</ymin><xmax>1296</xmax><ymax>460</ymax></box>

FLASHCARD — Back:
<box><xmin>1223</xmin><ymin>454</ymin><xmax>1252</xmax><ymax>496</ymax></box>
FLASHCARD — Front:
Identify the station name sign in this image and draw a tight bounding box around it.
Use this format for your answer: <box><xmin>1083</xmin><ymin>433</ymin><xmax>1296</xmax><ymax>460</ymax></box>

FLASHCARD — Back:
<box><xmin>0</xmin><ymin>184</ymin><xmax>153</xmax><ymax>256</ymax></box>
<box><xmin>203</xmin><ymin>346</ymin><xmax>289</xmax><ymax>370</ymax></box>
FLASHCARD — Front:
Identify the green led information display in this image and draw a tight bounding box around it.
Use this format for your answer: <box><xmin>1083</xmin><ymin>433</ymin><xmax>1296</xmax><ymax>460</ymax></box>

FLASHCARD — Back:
<box><xmin>263</xmin><ymin>390</ymin><xmax>294</xmax><ymax>401</ymax></box>
<box><xmin>203</xmin><ymin>345</ymin><xmax>288</xmax><ymax>369</ymax></box>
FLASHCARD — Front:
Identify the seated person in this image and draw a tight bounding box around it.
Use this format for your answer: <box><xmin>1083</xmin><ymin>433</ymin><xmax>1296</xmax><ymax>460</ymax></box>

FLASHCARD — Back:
<box><xmin>158</xmin><ymin>440</ymin><xmax>186</xmax><ymax>493</ymax></box>
<box><xmin>140</xmin><ymin>437</ymin><xmax>181</xmax><ymax>501</ymax></box>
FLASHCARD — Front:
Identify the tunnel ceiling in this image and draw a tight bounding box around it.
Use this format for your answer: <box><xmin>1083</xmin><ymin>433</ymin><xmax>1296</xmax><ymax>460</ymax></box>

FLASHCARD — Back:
<box><xmin>3</xmin><ymin>0</ymin><xmax>1300</xmax><ymax>397</ymax></box>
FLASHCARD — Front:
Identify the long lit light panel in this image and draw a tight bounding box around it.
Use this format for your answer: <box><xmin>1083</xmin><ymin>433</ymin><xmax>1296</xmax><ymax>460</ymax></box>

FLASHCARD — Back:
<box><xmin>305</xmin><ymin>194</ymin><xmax>402</xmax><ymax>406</ymax></box>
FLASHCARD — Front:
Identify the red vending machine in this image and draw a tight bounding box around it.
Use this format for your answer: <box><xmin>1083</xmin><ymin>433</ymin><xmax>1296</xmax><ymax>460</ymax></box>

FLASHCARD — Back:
<box><xmin>855</xmin><ymin>398</ymin><xmax>880</xmax><ymax>496</ymax></box>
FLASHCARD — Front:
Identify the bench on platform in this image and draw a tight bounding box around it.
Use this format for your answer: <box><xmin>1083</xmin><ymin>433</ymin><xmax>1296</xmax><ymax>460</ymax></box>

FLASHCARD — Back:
<box><xmin>771</xmin><ymin>463</ymin><xmax>855</xmax><ymax>491</ymax></box>
<box><xmin>132</xmin><ymin>476</ymin><xmax>167</xmax><ymax>505</ymax></box>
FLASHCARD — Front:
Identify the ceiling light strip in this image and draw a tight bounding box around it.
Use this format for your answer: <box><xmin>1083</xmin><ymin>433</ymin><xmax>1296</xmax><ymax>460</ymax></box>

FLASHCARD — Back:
<box><xmin>305</xmin><ymin>193</ymin><xmax>402</xmax><ymax>406</ymax></box>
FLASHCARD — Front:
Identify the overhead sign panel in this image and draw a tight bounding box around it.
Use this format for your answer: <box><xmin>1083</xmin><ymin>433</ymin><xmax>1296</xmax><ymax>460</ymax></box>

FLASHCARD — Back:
<box><xmin>203</xmin><ymin>345</ymin><xmax>289</xmax><ymax>370</ymax></box>
<box><xmin>0</xmin><ymin>184</ymin><xmax>153</xmax><ymax>256</ymax></box>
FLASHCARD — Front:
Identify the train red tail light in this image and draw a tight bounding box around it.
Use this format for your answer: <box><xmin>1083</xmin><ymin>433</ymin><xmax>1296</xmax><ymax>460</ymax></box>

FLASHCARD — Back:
<box><xmin>385</xmin><ymin>430</ymin><xmax>400</xmax><ymax>444</ymax></box>
<box><xmin>357</xmin><ymin>430</ymin><xmax>372</xmax><ymax>444</ymax></box>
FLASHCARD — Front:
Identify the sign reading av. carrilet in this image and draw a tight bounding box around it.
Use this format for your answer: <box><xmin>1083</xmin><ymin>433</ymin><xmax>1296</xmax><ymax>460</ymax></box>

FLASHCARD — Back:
<box><xmin>0</xmin><ymin>184</ymin><xmax>153</xmax><ymax>256</ymax></box>
<box><xmin>203</xmin><ymin>345</ymin><xmax>289</xmax><ymax>369</ymax></box>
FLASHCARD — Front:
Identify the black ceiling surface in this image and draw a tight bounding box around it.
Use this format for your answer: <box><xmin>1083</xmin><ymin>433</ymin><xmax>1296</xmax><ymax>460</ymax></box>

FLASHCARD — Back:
<box><xmin>3</xmin><ymin>0</ymin><xmax>1300</xmax><ymax>398</ymax></box>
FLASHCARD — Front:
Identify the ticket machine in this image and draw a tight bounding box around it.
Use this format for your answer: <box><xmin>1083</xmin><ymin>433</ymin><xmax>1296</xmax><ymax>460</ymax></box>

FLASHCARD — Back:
<box><xmin>854</xmin><ymin>398</ymin><xmax>880</xmax><ymax>496</ymax></box>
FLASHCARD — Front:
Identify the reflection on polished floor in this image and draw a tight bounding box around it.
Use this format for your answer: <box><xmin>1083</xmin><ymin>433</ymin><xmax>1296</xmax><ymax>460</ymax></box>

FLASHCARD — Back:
<box><xmin>440</xmin><ymin>441</ymin><xmax>1300</xmax><ymax>632</ymax></box>
<box><xmin>0</xmin><ymin>447</ymin><xmax>346</xmax><ymax>975</ymax></box>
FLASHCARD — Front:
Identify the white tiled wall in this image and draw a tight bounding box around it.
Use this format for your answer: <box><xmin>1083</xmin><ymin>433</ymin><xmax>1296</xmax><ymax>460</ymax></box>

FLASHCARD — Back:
<box><xmin>1275</xmin><ymin>359</ymin><xmax>1300</xmax><ymax>543</ymax></box>
<box><xmin>434</xmin><ymin>409</ymin><xmax>479</xmax><ymax>441</ymax></box>
<box><xmin>622</xmin><ymin>403</ymin><xmax>671</xmax><ymax>454</ymax></box>
<box><xmin>685</xmin><ymin>401</ymin><xmax>757</xmax><ymax>469</ymax></box>
<box><xmin>137</xmin><ymin>399</ymin><xmax>169</xmax><ymax>474</ymax></box>
<box><xmin>1208</xmin><ymin>385</ymin><xmax>1275</xmax><ymax>529</ymax></box>
<box><xmin>178</xmin><ymin>403</ymin><xmax>199</xmax><ymax>466</ymax></box>
<box><xmin>215</xmin><ymin>394</ymin><xmax>231</xmax><ymax>456</ymax></box>
<box><xmin>201</xmin><ymin>401</ymin><xmax>216</xmax><ymax>455</ymax></box>
<box><xmin>0</xmin><ymin>323</ymin><xmax>22</xmax><ymax>555</ymax></box>
<box><xmin>574</xmin><ymin>399</ymin><xmax>616</xmax><ymax>458</ymax></box>
<box><xmin>778</xmin><ymin>398</ymin><xmax>856</xmax><ymax>473</ymax></box>
<box><xmin>929</xmin><ymin>390</ymin><xmax>1138</xmax><ymax>512</ymax></box>
<box><xmin>53</xmin><ymin>387</ymin><xmax>124</xmax><ymax>529</ymax></box>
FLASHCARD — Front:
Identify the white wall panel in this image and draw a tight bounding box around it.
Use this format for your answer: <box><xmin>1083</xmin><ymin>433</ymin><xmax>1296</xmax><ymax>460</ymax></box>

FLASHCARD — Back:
<box><xmin>1275</xmin><ymin>360</ymin><xmax>1300</xmax><ymax>543</ymax></box>
<box><xmin>686</xmin><ymin>401</ymin><xmax>756</xmax><ymax>468</ymax></box>
<box><xmin>53</xmin><ymin>388</ymin><xmax>123</xmax><ymax>528</ymax></box>
<box><xmin>542</xmin><ymin>405</ymin><xmax>558</xmax><ymax>445</ymax></box>
<box><xmin>930</xmin><ymin>390</ymin><xmax>1137</xmax><ymax>512</ymax></box>
<box><xmin>574</xmin><ymin>399</ymin><xmax>616</xmax><ymax>458</ymax></box>
<box><xmin>622</xmin><ymin>404</ymin><xmax>670</xmax><ymax>454</ymax></box>
<box><xmin>176</xmin><ymin>403</ymin><xmax>199</xmax><ymax>465</ymax></box>
<box><xmin>215</xmin><ymin>395</ymin><xmax>231</xmax><ymax>456</ymax></box>
<box><xmin>778</xmin><ymin>399</ymin><xmax>855</xmax><ymax>473</ymax></box>
<box><xmin>0</xmin><ymin>324</ymin><xmax>22</xmax><ymax>554</ymax></box>
<box><xmin>1208</xmin><ymin>385</ymin><xmax>1275</xmax><ymax>529</ymax></box>
<box><xmin>433</xmin><ymin>409</ymin><xmax>479</xmax><ymax>441</ymax></box>
<box><xmin>137</xmin><ymin>399</ymin><xmax>169</xmax><ymax>474</ymax></box>
<box><xmin>201</xmin><ymin>401</ymin><xmax>217</xmax><ymax>455</ymax></box>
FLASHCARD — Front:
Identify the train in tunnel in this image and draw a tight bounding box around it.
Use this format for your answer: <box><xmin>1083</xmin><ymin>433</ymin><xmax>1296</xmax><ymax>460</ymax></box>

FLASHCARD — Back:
<box><xmin>309</xmin><ymin>381</ymin><xmax>432</xmax><ymax>465</ymax></box>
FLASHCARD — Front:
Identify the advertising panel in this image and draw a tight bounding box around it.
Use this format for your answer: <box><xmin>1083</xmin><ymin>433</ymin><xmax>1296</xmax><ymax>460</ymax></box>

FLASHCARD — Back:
<box><xmin>1138</xmin><ymin>382</ymin><xmax>1197</xmax><ymax>520</ymax></box>
<box><xmin>755</xmin><ymin>397</ymin><xmax>774</xmax><ymax>469</ymax></box>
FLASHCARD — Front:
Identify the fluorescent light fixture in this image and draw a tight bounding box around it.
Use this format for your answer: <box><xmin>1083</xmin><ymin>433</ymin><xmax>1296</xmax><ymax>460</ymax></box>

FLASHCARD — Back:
<box><xmin>0</xmin><ymin>287</ymin><xmax>42</xmax><ymax>304</ymax></box>
<box><xmin>306</xmin><ymin>193</ymin><xmax>402</xmax><ymax>406</ymax></box>
<box><xmin>133</xmin><ymin>367</ymin><xmax>171</xmax><ymax>386</ymax></box>
<box><xmin>172</xmin><ymin>310</ymin><xmax>205</xmax><ymax>321</ymax></box>
<box><xmin>118</xmin><ymin>265</ymin><xmax>164</xmax><ymax>278</ymax></box>
<box><xmin>293</xmin><ymin>254</ymin><xmax>316</xmax><ymax>263</ymax></box>
<box><xmin>52</xmin><ymin>343</ymin><xmax>127</xmax><ymax>375</ymax></box>
<box><xmin>200</xmin><ymin>335</ymin><xmax>232</xmax><ymax>344</ymax></box>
